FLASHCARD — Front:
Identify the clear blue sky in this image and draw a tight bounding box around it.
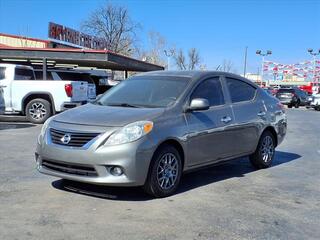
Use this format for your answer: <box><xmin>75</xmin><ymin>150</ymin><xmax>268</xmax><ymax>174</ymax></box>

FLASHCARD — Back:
<box><xmin>0</xmin><ymin>0</ymin><xmax>319</xmax><ymax>73</ymax></box>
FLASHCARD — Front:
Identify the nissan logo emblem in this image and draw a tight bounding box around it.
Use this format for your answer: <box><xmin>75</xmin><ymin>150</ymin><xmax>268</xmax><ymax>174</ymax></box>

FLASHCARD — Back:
<box><xmin>60</xmin><ymin>133</ymin><xmax>72</xmax><ymax>145</ymax></box>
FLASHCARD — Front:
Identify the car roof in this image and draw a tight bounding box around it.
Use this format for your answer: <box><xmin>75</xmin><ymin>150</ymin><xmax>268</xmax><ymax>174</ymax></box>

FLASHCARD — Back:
<box><xmin>134</xmin><ymin>70</ymin><xmax>254</xmax><ymax>84</ymax></box>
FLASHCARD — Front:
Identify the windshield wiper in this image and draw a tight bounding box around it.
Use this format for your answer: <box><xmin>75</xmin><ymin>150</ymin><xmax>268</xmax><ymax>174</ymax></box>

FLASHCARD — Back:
<box><xmin>107</xmin><ymin>103</ymin><xmax>140</xmax><ymax>108</ymax></box>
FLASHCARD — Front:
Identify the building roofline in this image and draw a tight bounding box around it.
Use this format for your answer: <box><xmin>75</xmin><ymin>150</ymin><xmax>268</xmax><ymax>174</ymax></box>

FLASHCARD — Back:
<box><xmin>0</xmin><ymin>32</ymin><xmax>50</xmax><ymax>44</ymax></box>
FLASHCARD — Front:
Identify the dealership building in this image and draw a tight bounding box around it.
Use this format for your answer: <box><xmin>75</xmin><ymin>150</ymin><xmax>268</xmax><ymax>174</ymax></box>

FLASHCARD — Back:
<box><xmin>0</xmin><ymin>23</ymin><xmax>164</xmax><ymax>80</ymax></box>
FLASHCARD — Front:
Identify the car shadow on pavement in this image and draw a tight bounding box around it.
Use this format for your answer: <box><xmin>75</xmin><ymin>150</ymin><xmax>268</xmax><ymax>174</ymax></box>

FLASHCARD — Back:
<box><xmin>177</xmin><ymin>151</ymin><xmax>301</xmax><ymax>195</ymax></box>
<box><xmin>0</xmin><ymin>122</ymin><xmax>36</xmax><ymax>130</ymax></box>
<box><xmin>51</xmin><ymin>151</ymin><xmax>301</xmax><ymax>201</ymax></box>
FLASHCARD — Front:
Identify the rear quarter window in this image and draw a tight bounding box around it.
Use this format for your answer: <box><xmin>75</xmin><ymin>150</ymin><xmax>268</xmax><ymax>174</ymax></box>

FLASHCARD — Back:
<box><xmin>226</xmin><ymin>78</ymin><xmax>256</xmax><ymax>103</ymax></box>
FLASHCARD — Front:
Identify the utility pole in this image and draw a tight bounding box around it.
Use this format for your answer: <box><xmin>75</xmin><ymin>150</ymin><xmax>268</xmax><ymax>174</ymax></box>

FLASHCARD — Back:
<box><xmin>307</xmin><ymin>49</ymin><xmax>320</xmax><ymax>88</ymax></box>
<box><xmin>256</xmin><ymin>50</ymin><xmax>272</xmax><ymax>87</ymax></box>
<box><xmin>243</xmin><ymin>46</ymin><xmax>248</xmax><ymax>77</ymax></box>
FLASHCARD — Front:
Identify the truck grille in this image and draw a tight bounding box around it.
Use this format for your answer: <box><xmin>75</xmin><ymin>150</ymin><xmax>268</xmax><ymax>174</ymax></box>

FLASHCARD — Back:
<box><xmin>50</xmin><ymin>128</ymin><xmax>100</xmax><ymax>147</ymax></box>
<box><xmin>42</xmin><ymin>159</ymin><xmax>98</xmax><ymax>177</ymax></box>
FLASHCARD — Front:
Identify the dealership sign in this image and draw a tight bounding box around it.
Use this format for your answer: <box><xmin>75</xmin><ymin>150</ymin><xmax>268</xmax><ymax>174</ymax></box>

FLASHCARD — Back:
<box><xmin>48</xmin><ymin>22</ymin><xmax>107</xmax><ymax>50</ymax></box>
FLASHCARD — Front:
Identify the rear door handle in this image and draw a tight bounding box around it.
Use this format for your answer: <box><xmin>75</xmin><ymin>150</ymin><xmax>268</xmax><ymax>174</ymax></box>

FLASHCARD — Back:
<box><xmin>221</xmin><ymin>116</ymin><xmax>232</xmax><ymax>123</ymax></box>
<box><xmin>257</xmin><ymin>111</ymin><xmax>266</xmax><ymax>117</ymax></box>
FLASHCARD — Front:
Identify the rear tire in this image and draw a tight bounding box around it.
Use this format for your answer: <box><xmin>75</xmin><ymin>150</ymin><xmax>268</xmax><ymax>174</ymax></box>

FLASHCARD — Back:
<box><xmin>250</xmin><ymin>131</ymin><xmax>276</xmax><ymax>169</ymax></box>
<box><xmin>294</xmin><ymin>100</ymin><xmax>300</xmax><ymax>108</ymax></box>
<box><xmin>288</xmin><ymin>104</ymin><xmax>293</xmax><ymax>108</ymax></box>
<box><xmin>26</xmin><ymin>98</ymin><xmax>52</xmax><ymax>124</ymax></box>
<box><xmin>143</xmin><ymin>145</ymin><xmax>182</xmax><ymax>198</ymax></box>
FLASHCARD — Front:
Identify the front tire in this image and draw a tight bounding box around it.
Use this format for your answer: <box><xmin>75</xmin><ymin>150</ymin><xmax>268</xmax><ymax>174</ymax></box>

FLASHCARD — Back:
<box><xmin>250</xmin><ymin>131</ymin><xmax>276</xmax><ymax>169</ymax></box>
<box><xmin>294</xmin><ymin>100</ymin><xmax>300</xmax><ymax>108</ymax></box>
<box><xmin>26</xmin><ymin>98</ymin><xmax>52</xmax><ymax>124</ymax></box>
<box><xmin>143</xmin><ymin>145</ymin><xmax>182</xmax><ymax>198</ymax></box>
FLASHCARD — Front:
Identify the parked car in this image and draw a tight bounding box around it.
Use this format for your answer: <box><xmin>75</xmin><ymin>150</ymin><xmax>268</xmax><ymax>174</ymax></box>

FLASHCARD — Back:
<box><xmin>34</xmin><ymin>69</ymin><xmax>96</xmax><ymax>100</ymax></box>
<box><xmin>310</xmin><ymin>92</ymin><xmax>320</xmax><ymax>111</ymax></box>
<box><xmin>0</xmin><ymin>64</ymin><xmax>90</xmax><ymax>123</ymax></box>
<box><xmin>275</xmin><ymin>87</ymin><xmax>309</xmax><ymax>108</ymax></box>
<box><xmin>36</xmin><ymin>71</ymin><xmax>287</xmax><ymax>198</ymax></box>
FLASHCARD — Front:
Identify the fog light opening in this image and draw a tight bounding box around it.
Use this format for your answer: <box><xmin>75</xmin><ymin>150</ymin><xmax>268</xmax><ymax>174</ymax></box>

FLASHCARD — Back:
<box><xmin>110</xmin><ymin>166</ymin><xmax>123</xmax><ymax>176</ymax></box>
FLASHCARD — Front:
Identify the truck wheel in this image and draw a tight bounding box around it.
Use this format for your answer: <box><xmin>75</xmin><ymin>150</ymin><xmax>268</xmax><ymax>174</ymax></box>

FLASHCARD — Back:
<box><xmin>143</xmin><ymin>145</ymin><xmax>182</xmax><ymax>198</ymax></box>
<box><xmin>26</xmin><ymin>98</ymin><xmax>52</xmax><ymax>124</ymax></box>
<box><xmin>288</xmin><ymin>104</ymin><xmax>292</xmax><ymax>108</ymax></box>
<box><xmin>250</xmin><ymin>131</ymin><xmax>275</xmax><ymax>169</ymax></box>
<box><xmin>294</xmin><ymin>100</ymin><xmax>300</xmax><ymax>108</ymax></box>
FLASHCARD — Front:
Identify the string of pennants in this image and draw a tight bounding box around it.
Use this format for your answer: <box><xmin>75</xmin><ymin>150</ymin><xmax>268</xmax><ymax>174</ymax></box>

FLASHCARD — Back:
<box><xmin>262</xmin><ymin>60</ymin><xmax>320</xmax><ymax>80</ymax></box>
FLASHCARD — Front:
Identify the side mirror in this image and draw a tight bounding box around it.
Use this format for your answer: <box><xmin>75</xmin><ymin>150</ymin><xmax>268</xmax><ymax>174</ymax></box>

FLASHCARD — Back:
<box><xmin>96</xmin><ymin>94</ymin><xmax>103</xmax><ymax>100</ymax></box>
<box><xmin>187</xmin><ymin>98</ymin><xmax>210</xmax><ymax>112</ymax></box>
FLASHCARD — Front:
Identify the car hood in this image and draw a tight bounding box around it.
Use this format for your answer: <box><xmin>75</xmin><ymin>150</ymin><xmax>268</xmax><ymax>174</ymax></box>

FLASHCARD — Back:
<box><xmin>53</xmin><ymin>103</ymin><xmax>165</xmax><ymax>127</ymax></box>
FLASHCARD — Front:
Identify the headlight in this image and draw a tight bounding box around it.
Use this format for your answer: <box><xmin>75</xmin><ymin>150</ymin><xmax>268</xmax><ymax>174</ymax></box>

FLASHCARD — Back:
<box><xmin>105</xmin><ymin>121</ymin><xmax>153</xmax><ymax>146</ymax></box>
<box><xmin>38</xmin><ymin>117</ymin><xmax>53</xmax><ymax>143</ymax></box>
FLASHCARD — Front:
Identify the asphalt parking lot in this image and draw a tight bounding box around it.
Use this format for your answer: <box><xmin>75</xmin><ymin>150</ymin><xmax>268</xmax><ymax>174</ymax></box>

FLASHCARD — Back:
<box><xmin>0</xmin><ymin>108</ymin><xmax>319</xmax><ymax>240</ymax></box>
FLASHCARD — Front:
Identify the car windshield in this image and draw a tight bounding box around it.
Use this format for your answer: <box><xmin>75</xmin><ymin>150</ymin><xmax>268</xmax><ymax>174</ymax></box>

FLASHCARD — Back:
<box><xmin>95</xmin><ymin>77</ymin><xmax>190</xmax><ymax>108</ymax></box>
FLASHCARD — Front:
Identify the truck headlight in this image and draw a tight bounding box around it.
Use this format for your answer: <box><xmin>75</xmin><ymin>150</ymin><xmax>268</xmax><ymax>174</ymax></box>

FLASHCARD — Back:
<box><xmin>105</xmin><ymin>121</ymin><xmax>153</xmax><ymax>146</ymax></box>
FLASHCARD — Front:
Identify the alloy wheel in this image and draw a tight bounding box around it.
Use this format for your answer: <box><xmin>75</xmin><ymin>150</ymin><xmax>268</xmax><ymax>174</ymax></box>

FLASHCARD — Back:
<box><xmin>260</xmin><ymin>135</ymin><xmax>274</xmax><ymax>163</ymax></box>
<box><xmin>157</xmin><ymin>153</ymin><xmax>179</xmax><ymax>190</ymax></box>
<box><xmin>29</xmin><ymin>102</ymin><xmax>47</xmax><ymax>120</ymax></box>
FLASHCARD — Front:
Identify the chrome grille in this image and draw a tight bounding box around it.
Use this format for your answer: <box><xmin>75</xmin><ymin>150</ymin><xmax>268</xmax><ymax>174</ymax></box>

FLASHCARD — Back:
<box><xmin>42</xmin><ymin>160</ymin><xmax>97</xmax><ymax>177</ymax></box>
<box><xmin>50</xmin><ymin>128</ymin><xmax>100</xmax><ymax>147</ymax></box>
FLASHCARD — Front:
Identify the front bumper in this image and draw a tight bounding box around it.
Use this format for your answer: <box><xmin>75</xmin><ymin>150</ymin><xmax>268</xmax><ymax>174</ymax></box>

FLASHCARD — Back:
<box><xmin>36</xmin><ymin>125</ymin><xmax>155</xmax><ymax>186</ymax></box>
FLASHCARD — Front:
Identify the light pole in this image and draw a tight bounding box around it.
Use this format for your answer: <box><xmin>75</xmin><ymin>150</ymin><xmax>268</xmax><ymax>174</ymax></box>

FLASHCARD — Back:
<box><xmin>243</xmin><ymin>46</ymin><xmax>248</xmax><ymax>77</ymax></box>
<box><xmin>256</xmin><ymin>50</ymin><xmax>272</xmax><ymax>87</ymax></box>
<box><xmin>164</xmin><ymin>49</ymin><xmax>174</xmax><ymax>70</ymax></box>
<box><xmin>307</xmin><ymin>49</ymin><xmax>320</xmax><ymax>87</ymax></box>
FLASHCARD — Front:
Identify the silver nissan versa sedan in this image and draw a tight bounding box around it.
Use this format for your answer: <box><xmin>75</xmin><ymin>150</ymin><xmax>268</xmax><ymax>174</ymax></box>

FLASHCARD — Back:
<box><xmin>36</xmin><ymin>71</ymin><xmax>287</xmax><ymax>197</ymax></box>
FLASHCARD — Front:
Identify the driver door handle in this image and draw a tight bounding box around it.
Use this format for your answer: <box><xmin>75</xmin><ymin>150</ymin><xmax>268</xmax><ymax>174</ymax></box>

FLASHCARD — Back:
<box><xmin>221</xmin><ymin>116</ymin><xmax>232</xmax><ymax>123</ymax></box>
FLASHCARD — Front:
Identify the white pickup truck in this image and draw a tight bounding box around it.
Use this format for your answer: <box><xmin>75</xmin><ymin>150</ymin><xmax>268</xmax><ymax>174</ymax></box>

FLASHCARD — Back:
<box><xmin>0</xmin><ymin>64</ymin><xmax>93</xmax><ymax>123</ymax></box>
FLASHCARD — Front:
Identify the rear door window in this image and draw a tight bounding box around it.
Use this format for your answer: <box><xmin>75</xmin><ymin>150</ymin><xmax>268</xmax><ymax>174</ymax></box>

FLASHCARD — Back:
<box><xmin>190</xmin><ymin>77</ymin><xmax>225</xmax><ymax>106</ymax></box>
<box><xmin>34</xmin><ymin>70</ymin><xmax>53</xmax><ymax>80</ymax></box>
<box><xmin>226</xmin><ymin>78</ymin><xmax>256</xmax><ymax>103</ymax></box>
<box><xmin>14</xmin><ymin>68</ymin><xmax>35</xmax><ymax>80</ymax></box>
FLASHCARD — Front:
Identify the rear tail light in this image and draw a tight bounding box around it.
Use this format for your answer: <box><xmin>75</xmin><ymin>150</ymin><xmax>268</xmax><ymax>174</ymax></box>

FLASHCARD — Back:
<box><xmin>64</xmin><ymin>84</ymin><xmax>73</xmax><ymax>97</ymax></box>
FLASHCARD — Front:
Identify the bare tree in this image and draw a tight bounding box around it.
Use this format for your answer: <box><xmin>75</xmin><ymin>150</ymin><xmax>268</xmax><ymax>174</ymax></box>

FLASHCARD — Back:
<box><xmin>81</xmin><ymin>3</ymin><xmax>140</xmax><ymax>56</ymax></box>
<box><xmin>188</xmin><ymin>48</ymin><xmax>201</xmax><ymax>70</ymax></box>
<box><xmin>174</xmin><ymin>48</ymin><xmax>201</xmax><ymax>70</ymax></box>
<box><xmin>136</xmin><ymin>31</ymin><xmax>167</xmax><ymax>66</ymax></box>
<box><xmin>219</xmin><ymin>59</ymin><xmax>234</xmax><ymax>72</ymax></box>
<box><xmin>175</xmin><ymin>49</ymin><xmax>187</xmax><ymax>70</ymax></box>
